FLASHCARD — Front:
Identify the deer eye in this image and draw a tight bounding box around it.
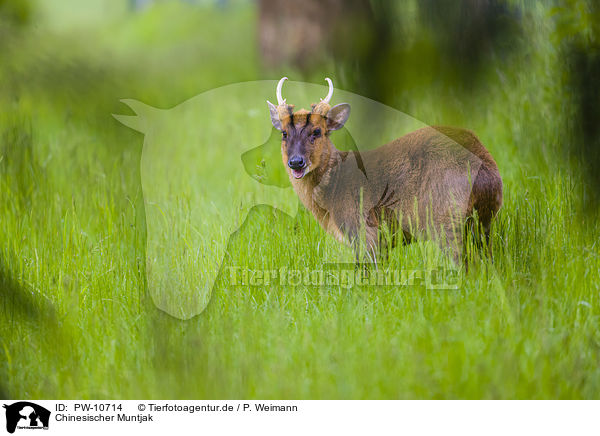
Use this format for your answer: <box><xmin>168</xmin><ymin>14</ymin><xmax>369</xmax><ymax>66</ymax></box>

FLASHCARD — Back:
<box><xmin>312</xmin><ymin>128</ymin><xmax>321</xmax><ymax>137</ymax></box>
<box><xmin>282</xmin><ymin>131</ymin><xmax>288</xmax><ymax>139</ymax></box>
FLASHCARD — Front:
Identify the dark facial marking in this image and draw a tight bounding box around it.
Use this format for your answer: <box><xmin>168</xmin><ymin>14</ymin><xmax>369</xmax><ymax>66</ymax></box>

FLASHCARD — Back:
<box><xmin>304</xmin><ymin>112</ymin><xmax>312</xmax><ymax>128</ymax></box>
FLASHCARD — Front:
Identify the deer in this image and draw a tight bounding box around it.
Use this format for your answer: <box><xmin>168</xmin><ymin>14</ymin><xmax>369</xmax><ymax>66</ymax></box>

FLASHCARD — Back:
<box><xmin>267</xmin><ymin>77</ymin><xmax>503</xmax><ymax>266</ymax></box>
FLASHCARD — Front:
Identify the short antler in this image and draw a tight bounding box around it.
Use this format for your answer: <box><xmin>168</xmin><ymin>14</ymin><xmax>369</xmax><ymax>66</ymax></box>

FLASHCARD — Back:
<box><xmin>276</xmin><ymin>77</ymin><xmax>288</xmax><ymax>105</ymax></box>
<box><xmin>321</xmin><ymin>78</ymin><xmax>333</xmax><ymax>104</ymax></box>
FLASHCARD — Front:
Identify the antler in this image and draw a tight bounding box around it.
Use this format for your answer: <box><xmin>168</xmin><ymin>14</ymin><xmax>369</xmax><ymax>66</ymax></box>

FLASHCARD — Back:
<box><xmin>276</xmin><ymin>77</ymin><xmax>288</xmax><ymax>105</ymax></box>
<box><xmin>321</xmin><ymin>78</ymin><xmax>333</xmax><ymax>104</ymax></box>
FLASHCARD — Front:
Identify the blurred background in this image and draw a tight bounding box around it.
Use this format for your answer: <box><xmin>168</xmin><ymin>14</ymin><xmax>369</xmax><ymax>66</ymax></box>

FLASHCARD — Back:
<box><xmin>1</xmin><ymin>0</ymin><xmax>599</xmax><ymax>206</ymax></box>
<box><xmin>1</xmin><ymin>0</ymin><xmax>600</xmax><ymax>399</ymax></box>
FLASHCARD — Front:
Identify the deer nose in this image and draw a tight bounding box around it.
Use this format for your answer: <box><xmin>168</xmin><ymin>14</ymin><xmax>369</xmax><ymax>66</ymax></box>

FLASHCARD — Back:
<box><xmin>288</xmin><ymin>156</ymin><xmax>305</xmax><ymax>170</ymax></box>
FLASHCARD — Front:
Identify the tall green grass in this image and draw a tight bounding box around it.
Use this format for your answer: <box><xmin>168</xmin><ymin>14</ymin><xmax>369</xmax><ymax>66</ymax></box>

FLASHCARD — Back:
<box><xmin>1</xmin><ymin>1</ymin><xmax>599</xmax><ymax>399</ymax></box>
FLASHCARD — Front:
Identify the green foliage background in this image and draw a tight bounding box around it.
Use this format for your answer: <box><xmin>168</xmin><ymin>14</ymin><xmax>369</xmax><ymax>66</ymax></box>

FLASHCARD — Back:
<box><xmin>0</xmin><ymin>0</ymin><xmax>599</xmax><ymax>398</ymax></box>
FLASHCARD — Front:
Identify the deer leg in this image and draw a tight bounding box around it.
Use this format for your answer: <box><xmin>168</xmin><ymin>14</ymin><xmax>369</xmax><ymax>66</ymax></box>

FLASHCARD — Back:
<box><xmin>443</xmin><ymin>223</ymin><xmax>464</xmax><ymax>266</ymax></box>
<box><xmin>352</xmin><ymin>225</ymin><xmax>380</xmax><ymax>275</ymax></box>
<box><xmin>472</xmin><ymin>216</ymin><xmax>493</xmax><ymax>259</ymax></box>
<box><xmin>377</xmin><ymin>230</ymin><xmax>391</xmax><ymax>264</ymax></box>
<box><xmin>483</xmin><ymin>221</ymin><xmax>493</xmax><ymax>261</ymax></box>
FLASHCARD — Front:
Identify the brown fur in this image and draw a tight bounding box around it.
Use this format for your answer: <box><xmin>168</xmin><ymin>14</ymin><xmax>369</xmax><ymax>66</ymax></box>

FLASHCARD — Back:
<box><xmin>276</xmin><ymin>105</ymin><xmax>502</xmax><ymax>264</ymax></box>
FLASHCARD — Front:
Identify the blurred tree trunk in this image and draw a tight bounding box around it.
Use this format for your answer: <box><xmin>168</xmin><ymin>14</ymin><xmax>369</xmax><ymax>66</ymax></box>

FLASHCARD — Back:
<box><xmin>258</xmin><ymin>0</ymin><xmax>388</xmax><ymax>100</ymax></box>
<box><xmin>556</xmin><ymin>0</ymin><xmax>600</xmax><ymax>210</ymax></box>
<box><xmin>419</xmin><ymin>0</ymin><xmax>520</xmax><ymax>70</ymax></box>
<box><xmin>257</xmin><ymin>0</ymin><xmax>520</xmax><ymax>105</ymax></box>
<box><xmin>258</xmin><ymin>0</ymin><xmax>372</xmax><ymax>70</ymax></box>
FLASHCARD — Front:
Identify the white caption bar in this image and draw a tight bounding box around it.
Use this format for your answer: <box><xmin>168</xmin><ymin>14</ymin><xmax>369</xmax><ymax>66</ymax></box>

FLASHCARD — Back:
<box><xmin>1</xmin><ymin>400</ymin><xmax>597</xmax><ymax>435</ymax></box>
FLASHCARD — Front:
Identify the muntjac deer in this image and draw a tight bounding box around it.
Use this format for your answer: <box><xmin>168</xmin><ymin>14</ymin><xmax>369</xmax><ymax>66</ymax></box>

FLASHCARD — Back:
<box><xmin>267</xmin><ymin>77</ymin><xmax>503</xmax><ymax>264</ymax></box>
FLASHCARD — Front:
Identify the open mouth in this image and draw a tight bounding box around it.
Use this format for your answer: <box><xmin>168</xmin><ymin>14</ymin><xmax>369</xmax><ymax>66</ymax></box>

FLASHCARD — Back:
<box><xmin>290</xmin><ymin>166</ymin><xmax>308</xmax><ymax>179</ymax></box>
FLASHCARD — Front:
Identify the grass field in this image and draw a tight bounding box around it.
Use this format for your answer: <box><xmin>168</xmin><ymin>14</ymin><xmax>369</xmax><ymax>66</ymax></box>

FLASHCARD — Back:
<box><xmin>1</xmin><ymin>1</ymin><xmax>599</xmax><ymax>399</ymax></box>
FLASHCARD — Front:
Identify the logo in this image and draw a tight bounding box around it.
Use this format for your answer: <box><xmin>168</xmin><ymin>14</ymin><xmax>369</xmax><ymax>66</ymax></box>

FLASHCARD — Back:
<box><xmin>3</xmin><ymin>402</ymin><xmax>50</xmax><ymax>433</ymax></box>
<box><xmin>113</xmin><ymin>80</ymin><xmax>473</xmax><ymax>319</ymax></box>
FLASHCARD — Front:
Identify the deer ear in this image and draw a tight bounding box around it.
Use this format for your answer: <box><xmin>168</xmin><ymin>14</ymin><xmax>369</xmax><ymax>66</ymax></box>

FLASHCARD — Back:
<box><xmin>326</xmin><ymin>103</ymin><xmax>351</xmax><ymax>131</ymax></box>
<box><xmin>267</xmin><ymin>100</ymin><xmax>283</xmax><ymax>131</ymax></box>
